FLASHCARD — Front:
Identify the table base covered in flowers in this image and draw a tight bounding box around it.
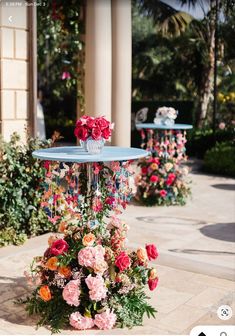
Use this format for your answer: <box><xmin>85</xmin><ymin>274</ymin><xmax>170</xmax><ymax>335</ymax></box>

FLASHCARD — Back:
<box><xmin>20</xmin><ymin>146</ymin><xmax>159</xmax><ymax>333</ymax></box>
<box><xmin>135</xmin><ymin>123</ymin><xmax>193</xmax><ymax>206</ymax></box>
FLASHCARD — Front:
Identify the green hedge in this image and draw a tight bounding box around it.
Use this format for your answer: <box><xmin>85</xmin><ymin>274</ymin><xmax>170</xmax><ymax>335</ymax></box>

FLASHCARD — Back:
<box><xmin>0</xmin><ymin>133</ymin><xmax>54</xmax><ymax>246</ymax></box>
<box><xmin>203</xmin><ymin>142</ymin><xmax>235</xmax><ymax>177</ymax></box>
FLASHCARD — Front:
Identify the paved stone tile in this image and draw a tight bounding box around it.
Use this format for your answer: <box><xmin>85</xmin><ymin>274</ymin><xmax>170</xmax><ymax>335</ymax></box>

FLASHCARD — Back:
<box><xmin>151</xmin><ymin>286</ymin><xmax>194</xmax><ymax>314</ymax></box>
<box><xmin>186</xmin><ymin>287</ymin><xmax>231</xmax><ymax>309</ymax></box>
<box><xmin>157</xmin><ymin>304</ymin><xmax>207</xmax><ymax>333</ymax></box>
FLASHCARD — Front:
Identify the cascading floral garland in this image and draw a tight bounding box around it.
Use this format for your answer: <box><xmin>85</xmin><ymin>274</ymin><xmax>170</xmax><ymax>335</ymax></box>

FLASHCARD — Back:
<box><xmin>135</xmin><ymin>129</ymin><xmax>191</xmax><ymax>206</ymax></box>
<box><xmin>21</xmin><ymin>159</ymin><xmax>158</xmax><ymax>333</ymax></box>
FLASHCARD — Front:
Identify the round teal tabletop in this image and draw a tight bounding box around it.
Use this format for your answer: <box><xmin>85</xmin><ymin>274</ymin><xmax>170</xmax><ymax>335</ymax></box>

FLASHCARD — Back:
<box><xmin>32</xmin><ymin>146</ymin><xmax>150</xmax><ymax>163</ymax></box>
<box><xmin>136</xmin><ymin>123</ymin><xmax>193</xmax><ymax>130</ymax></box>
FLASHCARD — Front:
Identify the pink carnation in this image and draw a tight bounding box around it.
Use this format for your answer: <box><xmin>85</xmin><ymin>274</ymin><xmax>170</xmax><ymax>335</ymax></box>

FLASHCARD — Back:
<box><xmin>69</xmin><ymin>312</ymin><xmax>94</xmax><ymax>330</ymax></box>
<box><xmin>78</xmin><ymin>245</ymin><xmax>105</xmax><ymax>269</ymax></box>
<box><xmin>94</xmin><ymin>309</ymin><xmax>117</xmax><ymax>330</ymax></box>
<box><xmin>85</xmin><ymin>274</ymin><xmax>107</xmax><ymax>301</ymax></box>
<box><xmin>62</xmin><ymin>279</ymin><xmax>80</xmax><ymax>306</ymax></box>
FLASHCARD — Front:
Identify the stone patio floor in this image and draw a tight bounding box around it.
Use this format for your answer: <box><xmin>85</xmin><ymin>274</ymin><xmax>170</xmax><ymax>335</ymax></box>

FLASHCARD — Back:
<box><xmin>0</xmin><ymin>164</ymin><xmax>235</xmax><ymax>335</ymax></box>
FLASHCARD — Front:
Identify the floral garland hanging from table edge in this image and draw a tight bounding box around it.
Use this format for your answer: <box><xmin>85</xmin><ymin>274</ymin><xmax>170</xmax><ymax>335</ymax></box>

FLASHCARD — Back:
<box><xmin>19</xmin><ymin>116</ymin><xmax>159</xmax><ymax>333</ymax></box>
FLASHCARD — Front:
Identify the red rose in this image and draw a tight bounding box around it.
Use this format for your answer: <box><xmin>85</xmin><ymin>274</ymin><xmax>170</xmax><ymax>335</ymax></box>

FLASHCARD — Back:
<box><xmin>102</xmin><ymin>127</ymin><xmax>111</xmax><ymax>140</ymax></box>
<box><xmin>96</xmin><ymin>117</ymin><xmax>109</xmax><ymax>130</ymax></box>
<box><xmin>148</xmin><ymin>277</ymin><xmax>159</xmax><ymax>291</ymax></box>
<box><xmin>115</xmin><ymin>251</ymin><xmax>131</xmax><ymax>271</ymax></box>
<box><xmin>86</xmin><ymin>117</ymin><xmax>96</xmax><ymax>129</ymax></box>
<box><xmin>105</xmin><ymin>196</ymin><xmax>116</xmax><ymax>205</ymax></box>
<box><xmin>146</xmin><ymin>244</ymin><xmax>158</xmax><ymax>261</ymax></box>
<box><xmin>50</xmin><ymin>239</ymin><xmax>69</xmax><ymax>256</ymax></box>
<box><xmin>91</xmin><ymin>127</ymin><xmax>102</xmax><ymax>140</ymax></box>
<box><xmin>74</xmin><ymin>126</ymin><xmax>88</xmax><ymax>141</ymax></box>
<box><xmin>150</xmin><ymin>175</ymin><xmax>159</xmax><ymax>183</ymax></box>
<box><xmin>159</xmin><ymin>190</ymin><xmax>167</xmax><ymax>197</ymax></box>
<box><xmin>141</xmin><ymin>167</ymin><xmax>148</xmax><ymax>175</ymax></box>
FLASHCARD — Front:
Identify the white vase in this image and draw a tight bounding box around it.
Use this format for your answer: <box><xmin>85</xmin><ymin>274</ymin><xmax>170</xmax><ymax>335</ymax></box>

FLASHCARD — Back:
<box><xmin>81</xmin><ymin>137</ymin><xmax>105</xmax><ymax>155</ymax></box>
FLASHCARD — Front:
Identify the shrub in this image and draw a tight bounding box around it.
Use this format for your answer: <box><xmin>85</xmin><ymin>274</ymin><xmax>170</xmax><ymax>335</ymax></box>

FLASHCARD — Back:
<box><xmin>203</xmin><ymin>142</ymin><xmax>235</xmax><ymax>177</ymax></box>
<box><xmin>0</xmin><ymin>133</ymin><xmax>54</xmax><ymax>246</ymax></box>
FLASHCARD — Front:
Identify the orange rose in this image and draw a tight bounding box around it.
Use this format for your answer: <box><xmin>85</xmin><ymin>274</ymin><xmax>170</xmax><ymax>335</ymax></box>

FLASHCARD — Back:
<box><xmin>45</xmin><ymin>257</ymin><xmax>58</xmax><ymax>271</ymax></box>
<box><xmin>39</xmin><ymin>285</ymin><xmax>52</xmax><ymax>301</ymax></box>
<box><xmin>151</xmin><ymin>163</ymin><xmax>158</xmax><ymax>170</ymax></box>
<box><xmin>58</xmin><ymin>221</ymin><xmax>67</xmax><ymax>233</ymax></box>
<box><xmin>58</xmin><ymin>266</ymin><xmax>72</xmax><ymax>278</ymax></box>
<box><xmin>137</xmin><ymin>247</ymin><xmax>148</xmax><ymax>263</ymax></box>
<box><xmin>149</xmin><ymin>268</ymin><xmax>158</xmax><ymax>280</ymax></box>
<box><xmin>82</xmin><ymin>233</ymin><xmax>96</xmax><ymax>247</ymax></box>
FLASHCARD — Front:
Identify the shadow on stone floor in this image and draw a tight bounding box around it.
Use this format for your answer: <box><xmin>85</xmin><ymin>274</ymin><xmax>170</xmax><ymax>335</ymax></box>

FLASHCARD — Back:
<box><xmin>211</xmin><ymin>183</ymin><xmax>235</xmax><ymax>191</ymax></box>
<box><xmin>200</xmin><ymin>222</ymin><xmax>235</xmax><ymax>243</ymax></box>
<box><xmin>0</xmin><ymin>276</ymin><xmax>40</xmax><ymax>327</ymax></box>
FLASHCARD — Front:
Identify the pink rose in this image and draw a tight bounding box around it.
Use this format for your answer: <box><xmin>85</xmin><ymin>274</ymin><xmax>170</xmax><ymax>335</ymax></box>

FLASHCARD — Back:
<box><xmin>146</xmin><ymin>244</ymin><xmax>158</xmax><ymax>261</ymax></box>
<box><xmin>105</xmin><ymin>196</ymin><xmax>116</xmax><ymax>205</ymax></box>
<box><xmin>78</xmin><ymin>245</ymin><xmax>105</xmax><ymax>269</ymax></box>
<box><xmin>69</xmin><ymin>312</ymin><xmax>94</xmax><ymax>330</ymax></box>
<box><xmin>115</xmin><ymin>251</ymin><xmax>131</xmax><ymax>271</ymax></box>
<box><xmin>50</xmin><ymin>239</ymin><xmax>69</xmax><ymax>256</ymax></box>
<box><xmin>85</xmin><ymin>274</ymin><xmax>107</xmax><ymax>301</ymax></box>
<box><xmin>86</xmin><ymin>117</ymin><xmax>96</xmax><ymax>129</ymax></box>
<box><xmin>102</xmin><ymin>127</ymin><xmax>111</xmax><ymax>140</ymax></box>
<box><xmin>94</xmin><ymin>309</ymin><xmax>116</xmax><ymax>330</ymax></box>
<box><xmin>74</xmin><ymin>126</ymin><xmax>88</xmax><ymax>141</ymax></box>
<box><xmin>150</xmin><ymin>175</ymin><xmax>159</xmax><ymax>183</ymax></box>
<box><xmin>62</xmin><ymin>279</ymin><xmax>80</xmax><ymax>306</ymax></box>
<box><xmin>91</xmin><ymin>127</ymin><xmax>102</xmax><ymax>140</ymax></box>
<box><xmin>96</xmin><ymin>117</ymin><xmax>110</xmax><ymax>130</ymax></box>
<box><xmin>148</xmin><ymin>277</ymin><xmax>159</xmax><ymax>291</ymax></box>
<box><xmin>159</xmin><ymin>189</ymin><xmax>167</xmax><ymax>198</ymax></box>
<box><xmin>92</xmin><ymin>198</ymin><xmax>103</xmax><ymax>212</ymax></box>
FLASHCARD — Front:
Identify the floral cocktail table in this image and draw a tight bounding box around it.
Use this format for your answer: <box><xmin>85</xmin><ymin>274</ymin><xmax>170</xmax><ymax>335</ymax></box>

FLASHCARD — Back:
<box><xmin>135</xmin><ymin>123</ymin><xmax>193</xmax><ymax>206</ymax></box>
<box><xmin>21</xmin><ymin>146</ymin><xmax>159</xmax><ymax>333</ymax></box>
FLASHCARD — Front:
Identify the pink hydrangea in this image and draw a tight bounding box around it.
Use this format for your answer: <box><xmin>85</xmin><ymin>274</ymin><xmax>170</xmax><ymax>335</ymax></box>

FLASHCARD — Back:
<box><xmin>69</xmin><ymin>312</ymin><xmax>94</xmax><ymax>330</ymax></box>
<box><xmin>78</xmin><ymin>245</ymin><xmax>105</xmax><ymax>269</ymax></box>
<box><xmin>94</xmin><ymin>309</ymin><xmax>117</xmax><ymax>329</ymax></box>
<box><xmin>62</xmin><ymin>279</ymin><xmax>80</xmax><ymax>306</ymax></box>
<box><xmin>85</xmin><ymin>274</ymin><xmax>107</xmax><ymax>301</ymax></box>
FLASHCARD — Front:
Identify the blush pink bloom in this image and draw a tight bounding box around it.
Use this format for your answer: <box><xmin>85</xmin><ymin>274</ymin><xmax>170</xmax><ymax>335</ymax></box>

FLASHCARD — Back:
<box><xmin>94</xmin><ymin>309</ymin><xmax>117</xmax><ymax>330</ymax></box>
<box><xmin>61</xmin><ymin>71</ymin><xmax>71</xmax><ymax>80</ymax></box>
<box><xmin>62</xmin><ymin>279</ymin><xmax>80</xmax><ymax>306</ymax></box>
<box><xmin>78</xmin><ymin>245</ymin><xmax>105</xmax><ymax>269</ymax></box>
<box><xmin>110</xmin><ymin>161</ymin><xmax>120</xmax><ymax>172</ymax></box>
<box><xmin>69</xmin><ymin>312</ymin><xmax>94</xmax><ymax>330</ymax></box>
<box><xmin>85</xmin><ymin>274</ymin><xmax>107</xmax><ymax>301</ymax></box>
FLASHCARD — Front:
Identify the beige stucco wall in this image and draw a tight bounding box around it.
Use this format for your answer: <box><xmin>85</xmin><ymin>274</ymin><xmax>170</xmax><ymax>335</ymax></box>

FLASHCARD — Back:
<box><xmin>0</xmin><ymin>3</ymin><xmax>29</xmax><ymax>142</ymax></box>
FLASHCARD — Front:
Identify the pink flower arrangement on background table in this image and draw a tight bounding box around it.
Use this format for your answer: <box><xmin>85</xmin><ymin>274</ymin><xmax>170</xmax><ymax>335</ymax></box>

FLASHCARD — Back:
<box><xmin>74</xmin><ymin>115</ymin><xmax>114</xmax><ymax>154</ymax></box>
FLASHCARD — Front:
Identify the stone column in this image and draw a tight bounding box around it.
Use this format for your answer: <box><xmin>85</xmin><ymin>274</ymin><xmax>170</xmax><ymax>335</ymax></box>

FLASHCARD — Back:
<box><xmin>0</xmin><ymin>3</ymin><xmax>36</xmax><ymax>143</ymax></box>
<box><xmin>111</xmin><ymin>0</ymin><xmax>132</xmax><ymax>147</ymax></box>
<box><xmin>85</xmin><ymin>0</ymin><xmax>112</xmax><ymax>121</ymax></box>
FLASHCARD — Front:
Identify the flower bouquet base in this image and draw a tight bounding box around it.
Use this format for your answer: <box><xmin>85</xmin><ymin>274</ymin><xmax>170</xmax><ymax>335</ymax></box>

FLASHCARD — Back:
<box><xmin>21</xmin><ymin>223</ymin><xmax>158</xmax><ymax>333</ymax></box>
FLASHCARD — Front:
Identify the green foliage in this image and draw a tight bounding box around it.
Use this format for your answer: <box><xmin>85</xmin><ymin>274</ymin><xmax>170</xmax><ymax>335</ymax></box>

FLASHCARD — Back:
<box><xmin>0</xmin><ymin>133</ymin><xmax>54</xmax><ymax>246</ymax></box>
<box><xmin>111</xmin><ymin>290</ymin><xmax>157</xmax><ymax>328</ymax></box>
<box><xmin>203</xmin><ymin>141</ymin><xmax>235</xmax><ymax>177</ymax></box>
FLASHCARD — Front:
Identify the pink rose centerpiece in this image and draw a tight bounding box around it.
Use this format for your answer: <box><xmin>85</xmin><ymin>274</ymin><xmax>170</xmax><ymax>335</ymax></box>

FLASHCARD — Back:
<box><xmin>74</xmin><ymin>115</ymin><xmax>114</xmax><ymax>155</ymax></box>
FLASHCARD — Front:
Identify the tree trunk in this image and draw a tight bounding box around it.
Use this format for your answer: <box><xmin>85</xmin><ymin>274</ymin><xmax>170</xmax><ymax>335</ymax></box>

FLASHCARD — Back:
<box><xmin>196</xmin><ymin>0</ymin><xmax>216</xmax><ymax>128</ymax></box>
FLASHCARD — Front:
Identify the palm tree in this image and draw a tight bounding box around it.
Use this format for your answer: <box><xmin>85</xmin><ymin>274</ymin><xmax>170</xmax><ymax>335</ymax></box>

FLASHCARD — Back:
<box><xmin>135</xmin><ymin>0</ymin><xmax>235</xmax><ymax>127</ymax></box>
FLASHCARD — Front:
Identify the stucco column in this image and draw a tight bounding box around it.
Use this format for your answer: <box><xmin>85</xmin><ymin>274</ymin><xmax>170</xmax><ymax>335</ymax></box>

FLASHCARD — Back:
<box><xmin>111</xmin><ymin>0</ymin><xmax>132</xmax><ymax>147</ymax></box>
<box><xmin>85</xmin><ymin>0</ymin><xmax>112</xmax><ymax>121</ymax></box>
<box><xmin>0</xmin><ymin>3</ymin><xmax>36</xmax><ymax>142</ymax></box>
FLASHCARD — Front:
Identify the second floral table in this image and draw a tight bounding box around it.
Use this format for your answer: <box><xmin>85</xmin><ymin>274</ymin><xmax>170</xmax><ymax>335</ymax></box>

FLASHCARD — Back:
<box><xmin>135</xmin><ymin>123</ymin><xmax>193</xmax><ymax>206</ymax></box>
<box><xmin>21</xmin><ymin>146</ymin><xmax>159</xmax><ymax>333</ymax></box>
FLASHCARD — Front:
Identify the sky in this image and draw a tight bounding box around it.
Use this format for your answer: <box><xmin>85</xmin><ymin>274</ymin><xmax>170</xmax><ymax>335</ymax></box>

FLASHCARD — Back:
<box><xmin>162</xmin><ymin>0</ymin><xmax>210</xmax><ymax>19</ymax></box>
